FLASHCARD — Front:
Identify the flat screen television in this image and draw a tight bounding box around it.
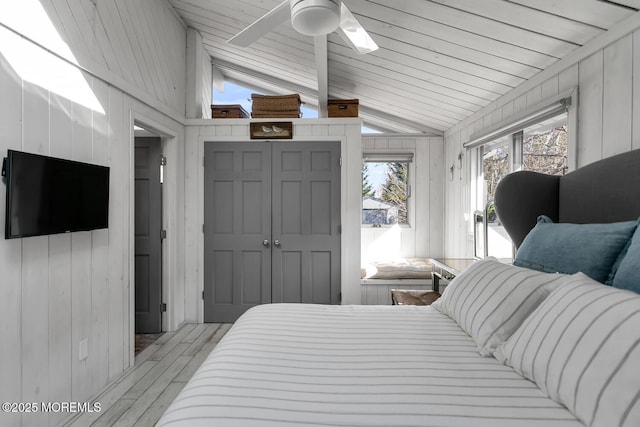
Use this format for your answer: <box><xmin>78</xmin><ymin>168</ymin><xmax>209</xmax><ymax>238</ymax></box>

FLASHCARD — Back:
<box><xmin>2</xmin><ymin>150</ymin><xmax>110</xmax><ymax>239</ymax></box>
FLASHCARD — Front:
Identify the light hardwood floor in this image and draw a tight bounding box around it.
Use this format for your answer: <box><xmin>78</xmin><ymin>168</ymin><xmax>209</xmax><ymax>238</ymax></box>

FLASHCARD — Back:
<box><xmin>65</xmin><ymin>323</ymin><xmax>232</xmax><ymax>427</ymax></box>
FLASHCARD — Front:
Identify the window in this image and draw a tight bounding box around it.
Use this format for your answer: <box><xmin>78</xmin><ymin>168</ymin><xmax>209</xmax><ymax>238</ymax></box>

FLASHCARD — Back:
<box><xmin>476</xmin><ymin>113</ymin><xmax>568</xmax><ymax>259</ymax></box>
<box><xmin>362</xmin><ymin>154</ymin><xmax>412</xmax><ymax>226</ymax></box>
<box><xmin>213</xmin><ymin>81</ymin><xmax>318</xmax><ymax>118</ymax></box>
<box><xmin>213</xmin><ymin>81</ymin><xmax>382</xmax><ymax>133</ymax></box>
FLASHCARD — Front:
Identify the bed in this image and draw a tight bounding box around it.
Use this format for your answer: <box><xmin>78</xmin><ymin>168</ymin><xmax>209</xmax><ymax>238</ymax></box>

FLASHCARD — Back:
<box><xmin>158</xmin><ymin>149</ymin><xmax>640</xmax><ymax>427</ymax></box>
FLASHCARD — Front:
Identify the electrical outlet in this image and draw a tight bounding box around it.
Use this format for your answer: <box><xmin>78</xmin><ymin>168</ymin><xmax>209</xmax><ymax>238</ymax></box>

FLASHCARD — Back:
<box><xmin>79</xmin><ymin>338</ymin><xmax>88</xmax><ymax>361</ymax></box>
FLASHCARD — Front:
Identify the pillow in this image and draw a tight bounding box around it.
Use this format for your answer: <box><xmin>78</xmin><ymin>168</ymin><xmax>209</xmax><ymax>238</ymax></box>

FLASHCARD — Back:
<box><xmin>361</xmin><ymin>258</ymin><xmax>432</xmax><ymax>279</ymax></box>
<box><xmin>431</xmin><ymin>257</ymin><xmax>568</xmax><ymax>356</ymax></box>
<box><xmin>513</xmin><ymin>215</ymin><xmax>637</xmax><ymax>283</ymax></box>
<box><xmin>495</xmin><ymin>273</ymin><xmax>640</xmax><ymax>427</ymax></box>
<box><xmin>611</xmin><ymin>226</ymin><xmax>640</xmax><ymax>293</ymax></box>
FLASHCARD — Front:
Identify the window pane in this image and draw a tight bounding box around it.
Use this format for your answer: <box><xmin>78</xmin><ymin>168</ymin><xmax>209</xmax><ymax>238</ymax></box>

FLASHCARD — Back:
<box><xmin>522</xmin><ymin>114</ymin><xmax>567</xmax><ymax>176</ymax></box>
<box><xmin>482</xmin><ymin>139</ymin><xmax>512</xmax><ymax>259</ymax></box>
<box><xmin>362</xmin><ymin>162</ymin><xmax>408</xmax><ymax>225</ymax></box>
<box><xmin>482</xmin><ymin>139</ymin><xmax>510</xmax><ymax>212</ymax></box>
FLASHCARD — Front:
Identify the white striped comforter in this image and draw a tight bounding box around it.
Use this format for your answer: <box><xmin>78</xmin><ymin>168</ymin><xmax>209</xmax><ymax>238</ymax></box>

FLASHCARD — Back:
<box><xmin>157</xmin><ymin>304</ymin><xmax>582</xmax><ymax>427</ymax></box>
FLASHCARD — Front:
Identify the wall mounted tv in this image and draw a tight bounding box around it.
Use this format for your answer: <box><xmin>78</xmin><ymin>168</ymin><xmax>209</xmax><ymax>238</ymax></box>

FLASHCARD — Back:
<box><xmin>2</xmin><ymin>150</ymin><xmax>110</xmax><ymax>239</ymax></box>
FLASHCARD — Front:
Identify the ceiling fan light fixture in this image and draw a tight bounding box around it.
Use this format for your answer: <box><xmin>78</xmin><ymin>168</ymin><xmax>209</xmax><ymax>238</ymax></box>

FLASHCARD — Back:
<box><xmin>290</xmin><ymin>0</ymin><xmax>341</xmax><ymax>36</ymax></box>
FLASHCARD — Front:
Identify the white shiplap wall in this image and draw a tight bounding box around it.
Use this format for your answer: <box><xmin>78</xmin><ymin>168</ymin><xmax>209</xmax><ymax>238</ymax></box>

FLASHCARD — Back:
<box><xmin>443</xmin><ymin>19</ymin><xmax>640</xmax><ymax>257</ymax></box>
<box><xmin>186</xmin><ymin>27</ymin><xmax>213</xmax><ymax>119</ymax></box>
<box><xmin>182</xmin><ymin>118</ymin><xmax>363</xmax><ymax>312</ymax></box>
<box><xmin>361</xmin><ymin>136</ymin><xmax>444</xmax><ymax>261</ymax></box>
<box><xmin>0</xmin><ymin>0</ymin><xmax>186</xmax><ymax>122</ymax></box>
<box><xmin>0</xmin><ymin>1</ymin><xmax>187</xmax><ymax>426</ymax></box>
<box><xmin>201</xmin><ymin>47</ymin><xmax>213</xmax><ymax>119</ymax></box>
<box><xmin>92</xmin><ymin>0</ymin><xmax>187</xmax><ymax>118</ymax></box>
<box><xmin>0</xmin><ymin>63</ymin><xmax>130</xmax><ymax>427</ymax></box>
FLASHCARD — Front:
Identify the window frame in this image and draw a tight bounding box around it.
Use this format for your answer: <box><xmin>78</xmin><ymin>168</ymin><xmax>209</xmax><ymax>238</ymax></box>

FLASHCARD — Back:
<box><xmin>468</xmin><ymin>89</ymin><xmax>577</xmax><ymax>259</ymax></box>
<box><xmin>361</xmin><ymin>152</ymin><xmax>414</xmax><ymax>228</ymax></box>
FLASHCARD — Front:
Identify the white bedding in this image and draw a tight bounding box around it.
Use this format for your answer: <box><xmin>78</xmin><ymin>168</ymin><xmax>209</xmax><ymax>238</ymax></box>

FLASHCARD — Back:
<box><xmin>157</xmin><ymin>304</ymin><xmax>581</xmax><ymax>427</ymax></box>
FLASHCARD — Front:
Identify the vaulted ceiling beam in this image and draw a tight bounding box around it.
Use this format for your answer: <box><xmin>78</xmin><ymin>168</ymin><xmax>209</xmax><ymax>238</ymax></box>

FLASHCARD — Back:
<box><xmin>314</xmin><ymin>35</ymin><xmax>329</xmax><ymax>118</ymax></box>
<box><xmin>359</xmin><ymin>106</ymin><xmax>444</xmax><ymax>136</ymax></box>
<box><xmin>211</xmin><ymin>63</ymin><xmax>225</xmax><ymax>92</ymax></box>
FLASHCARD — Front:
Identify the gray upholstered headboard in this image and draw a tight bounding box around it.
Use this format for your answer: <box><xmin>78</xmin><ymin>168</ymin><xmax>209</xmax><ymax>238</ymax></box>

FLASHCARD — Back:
<box><xmin>495</xmin><ymin>148</ymin><xmax>640</xmax><ymax>248</ymax></box>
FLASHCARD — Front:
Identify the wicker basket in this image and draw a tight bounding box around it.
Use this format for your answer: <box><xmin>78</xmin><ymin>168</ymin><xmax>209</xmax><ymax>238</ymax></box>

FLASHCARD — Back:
<box><xmin>251</xmin><ymin>93</ymin><xmax>301</xmax><ymax>118</ymax></box>
<box><xmin>328</xmin><ymin>99</ymin><xmax>359</xmax><ymax>117</ymax></box>
<box><xmin>211</xmin><ymin>104</ymin><xmax>250</xmax><ymax>119</ymax></box>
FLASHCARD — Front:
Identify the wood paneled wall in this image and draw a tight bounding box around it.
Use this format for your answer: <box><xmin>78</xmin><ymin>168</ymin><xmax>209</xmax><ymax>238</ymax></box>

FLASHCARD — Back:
<box><xmin>41</xmin><ymin>0</ymin><xmax>186</xmax><ymax>118</ymax></box>
<box><xmin>186</xmin><ymin>27</ymin><xmax>213</xmax><ymax>119</ymax></box>
<box><xmin>201</xmin><ymin>48</ymin><xmax>213</xmax><ymax>119</ymax></box>
<box><xmin>0</xmin><ymin>1</ymin><xmax>187</xmax><ymax>426</ymax></box>
<box><xmin>0</xmin><ymin>60</ymin><xmax>127</xmax><ymax>427</ymax></box>
<box><xmin>361</xmin><ymin>136</ymin><xmax>444</xmax><ymax>261</ymax></box>
<box><xmin>444</xmin><ymin>25</ymin><xmax>640</xmax><ymax>257</ymax></box>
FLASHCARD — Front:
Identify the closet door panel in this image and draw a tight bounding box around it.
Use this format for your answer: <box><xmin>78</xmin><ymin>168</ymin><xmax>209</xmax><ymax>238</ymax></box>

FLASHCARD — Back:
<box><xmin>271</xmin><ymin>142</ymin><xmax>342</xmax><ymax>305</ymax></box>
<box><xmin>204</xmin><ymin>142</ymin><xmax>272</xmax><ymax>322</ymax></box>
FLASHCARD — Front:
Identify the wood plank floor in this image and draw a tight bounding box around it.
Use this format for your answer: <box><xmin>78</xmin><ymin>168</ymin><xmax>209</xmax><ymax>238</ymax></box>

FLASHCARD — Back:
<box><xmin>65</xmin><ymin>323</ymin><xmax>232</xmax><ymax>427</ymax></box>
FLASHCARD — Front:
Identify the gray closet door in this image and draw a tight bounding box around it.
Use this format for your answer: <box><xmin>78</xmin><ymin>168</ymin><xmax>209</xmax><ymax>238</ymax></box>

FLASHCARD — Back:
<box><xmin>271</xmin><ymin>142</ymin><xmax>341</xmax><ymax>304</ymax></box>
<box><xmin>204</xmin><ymin>143</ymin><xmax>272</xmax><ymax>322</ymax></box>
<box><xmin>135</xmin><ymin>137</ymin><xmax>163</xmax><ymax>333</ymax></box>
<box><xmin>204</xmin><ymin>141</ymin><xmax>341</xmax><ymax>323</ymax></box>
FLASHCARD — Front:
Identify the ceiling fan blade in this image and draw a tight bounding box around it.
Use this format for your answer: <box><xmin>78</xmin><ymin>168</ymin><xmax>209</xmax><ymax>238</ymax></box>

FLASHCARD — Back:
<box><xmin>228</xmin><ymin>0</ymin><xmax>291</xmax><ymax>47</ymax></box>
<box><xmin>336</xmin><ymin>3</ymin><xmax>378</xmax><ymax>54</ymax></box>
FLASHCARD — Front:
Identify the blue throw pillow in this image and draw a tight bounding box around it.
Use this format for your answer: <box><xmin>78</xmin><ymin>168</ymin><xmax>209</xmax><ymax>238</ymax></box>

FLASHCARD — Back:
<box><xmin>514</xmin><ymin>215</ymin><xmax>637</xmax><ymax>283</ymax></box>
<box><xmin>611</xmin><ymin>227</ymin><xmax>640</xmax><ymax>293</ymax></box>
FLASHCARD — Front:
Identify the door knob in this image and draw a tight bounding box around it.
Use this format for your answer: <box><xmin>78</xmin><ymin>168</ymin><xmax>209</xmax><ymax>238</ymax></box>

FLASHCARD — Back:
<box><xmin>262</xmin><ymin>240</ymin><xmax>270</xmax><ymax>248</ymax></box>
<box><xmin>273</xmin><ymin>240</ymin><xmax>281</xmax><ymax>248</ymax></box>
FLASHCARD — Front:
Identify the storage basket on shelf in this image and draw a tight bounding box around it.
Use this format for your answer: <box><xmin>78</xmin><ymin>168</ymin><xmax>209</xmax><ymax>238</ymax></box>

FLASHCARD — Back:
<box><xmin>328</xmin><ymin>98</ymin><xmax>359</xmax><ymax>117</ymax></box>
<box><xmin>251</xmin><ymin>93</ymin><xmax>302</xmax><ymax>118</ymax></box>
<box><xmin>211</xmin><ymin>104</ymin><xmax>250</xmax><ymax>119</ymax></box>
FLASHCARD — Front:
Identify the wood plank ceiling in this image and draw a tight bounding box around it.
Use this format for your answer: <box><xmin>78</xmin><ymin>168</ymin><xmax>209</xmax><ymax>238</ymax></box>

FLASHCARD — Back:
<box><xmin>168</xmin><ymin>0</ymin><xmax>640</xmax><ymax>134</ymax></box>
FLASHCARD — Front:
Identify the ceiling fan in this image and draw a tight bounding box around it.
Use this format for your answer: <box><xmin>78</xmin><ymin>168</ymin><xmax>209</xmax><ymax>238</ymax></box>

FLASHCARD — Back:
<box><xmin>228</xmin><ymin>0</ymin><xmax>379</xmax><ymax>54</ymax></box>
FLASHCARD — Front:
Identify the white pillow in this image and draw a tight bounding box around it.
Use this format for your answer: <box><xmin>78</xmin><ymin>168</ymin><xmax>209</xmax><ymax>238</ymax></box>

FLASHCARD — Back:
<box><xmin>431</xmin><ymin>257</ymin><xmax>567</xmax><ymax>356</ymax></box>
<box><xmin>495</xmin><ymin>273</ymin><xmax>640</xmax><ymax>427</ymax></box>
<box><xmin>362</xmin><ymin>258</ymin><xmax>432</xmax><ymax>279</ymax></box>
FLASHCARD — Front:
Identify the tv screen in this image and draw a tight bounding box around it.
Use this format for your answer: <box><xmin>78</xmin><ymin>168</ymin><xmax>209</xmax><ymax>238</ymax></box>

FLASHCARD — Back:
<box><xmin>3</xmin><ymin>150</ymin><xmax>110</xmax><ymax>239</ymax></box>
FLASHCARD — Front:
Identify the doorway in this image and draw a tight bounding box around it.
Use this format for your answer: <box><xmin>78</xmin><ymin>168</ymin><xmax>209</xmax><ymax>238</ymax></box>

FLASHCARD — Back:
<box><xmin>203</xmin><ymin>141</ymin><xmax>342</xmax><ymax>322</ymax></box>
<box><xmin>134</xmin><ymin>136</ymin><xmax>164</xmax><ymax>333</ymax></box>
